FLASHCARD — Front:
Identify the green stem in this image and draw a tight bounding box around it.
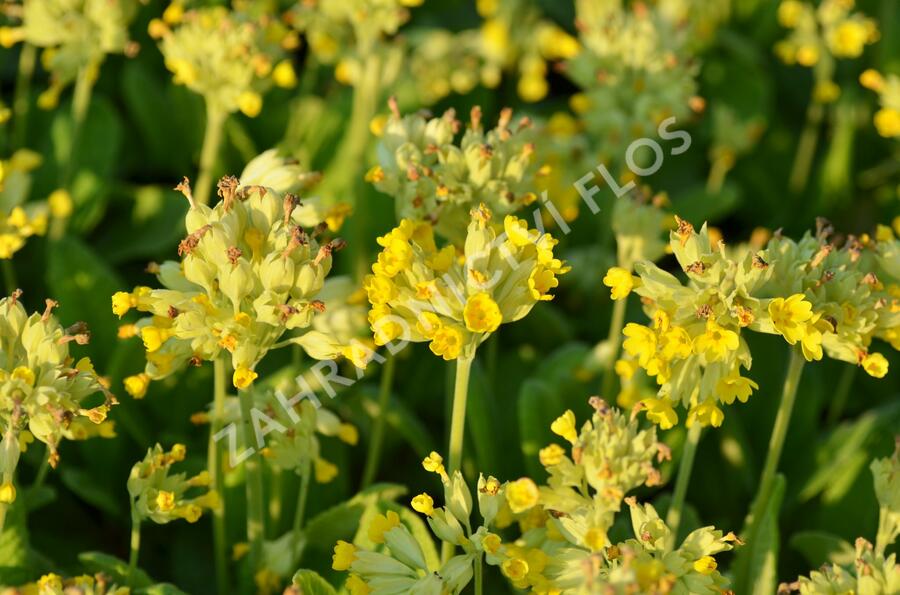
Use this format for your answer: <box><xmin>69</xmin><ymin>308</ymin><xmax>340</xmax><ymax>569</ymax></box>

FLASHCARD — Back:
<box><xmin>239</xmin><ymin>386</ymin><xmax>266</xmax><ymax>579</ymax></box>
<box><xmin>127</xmin><ymin>513</ymin><xmax>141</xmax><ymax>585</ymax></box>
<box><xmin>361</xmin><ymin>353</ymin><xmax>396</xmax><ymax>488</ymax></box>
<box><xmin>32</xmin><ymin>447</ymin><xmax>50</xmax><ymax>489</ymax></box>
<box><xmin>665</xmin><ymin>422</ymin><xmax>702</xmax><ymax>548</ymax></box>
<box><xmin>442</xmin><ymin>354</ymin><xmax>474</xmax><ymax>564</ymax></box>
<box><xmin>474</xmin><ymin>553</ymin><xmax>483</xmax><ymax>595</ymax></box>
<box><xmin>63</xmin><ymin>64</ymin><xmax>96</xmax><ymax>187</ymax></box>
<box><xmin>600</xmin><ymin>297</ymin><xmax>627</xmax><ymax>400</ymax></box>
<box><xmin>746</xmin><ymin>349</ymin><xmax>806</xmax><ymax>531</ymax></box>
<box><xmin>209</xmin><ymin>357</ymin><xmax>229</xmax><ymax>595</ymax></box>
<box><xmin>12</xmin><ymin>43</ymin><xmax>36</xmax><ymax>150</ymax></box>
<box><xmin>1</xmin><ymin>260</ymin><xmax>17</xmax><ymax>295</ymax></box>
<box><xmin>788</xmin><ymin>100</ymin><xmax>824</xmax><ymax>194</ymax></box>
<box><xmin>825</xmin><ymin>364</ymin><xmax>856</xmax><ymax>426</ymax></box>
<box><xmin>706</xmin><ymin>156</ymin><xmax>731</xmax><ymax>194</ymax></box>
<box><xmin>292</xmin><ymin>457</ymin><xmax>311</xmax><ymax>559</ymax></box>
<box><xmin>195</xmin><ymin>103</ymin><xmax>227</xmax><ymax>205</ymax></box>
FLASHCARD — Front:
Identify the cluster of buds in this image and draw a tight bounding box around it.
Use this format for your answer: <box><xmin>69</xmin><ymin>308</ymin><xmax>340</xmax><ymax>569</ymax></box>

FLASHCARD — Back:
<box><xmin>151</xmin><ymin>6</ymin><xmax>297</xmax><ymax>118</ymax></box>
<box><xmin>332</xmin><ymin>451</ymin><xmax>509</xmax><ymax>594</ymax></box>
<box><xmin>566</xmin><ymin>0</ymin><xmax>701</xmax><ymax>166</ymax></box>
<box><xmin>607</xmin><ymin>217</ymin><xmax>897</xmax><ymax>430</ymax></box>
<box><xmin>127</xmin><ymin>444</ymin><xmax>218</xmax><ymax>524</ymax></box>
<box><xmin>776</xmin><ymin>0</ymin><xmax>878</xmax><ymax>65</ymax></box>
<box><xmin>0</xmin><ymin>150</ymin><xmax>73</xmax><ymax>259</ymax></box>
<box><xmin>1</xmin><ymin>572</ymin><xmax>129</xmax><ymax>595</ymax></box>
<box><xmin>114</xmin><ymin>173</ymin><xmax>346</xmax><ymax>393</ymax></box>
<box><xmin>781</xmin><ymin>440</ymin><xmax>899</xmax><ymax>593</ymax></box>
<box><xmin>0</xmin><ymin>293</ymin><xmax>115</xmax><ymax>502</ymax></box>
<box><xmin>0</xmin><ymin>0</ymin><xmax>139</xmax><ymax>108</ymax></box>
<box><xmin>860</xmin><ymin>69</ymin><xmax>900</xmax><ymax>139</ymax></box>
<box><xmin>364</xmin><ymin>207</ymin><xmax>568</xmax><ymax>360</ymax></box>
<box><xmin>368</xmin><ymin>104</ymin><xmax>543</xmax><ymax>243</ymax></box>
<box><xmin>289</xmin><ymin>0</ymin><xmax>416</xmax><ymax>83</ymax></box>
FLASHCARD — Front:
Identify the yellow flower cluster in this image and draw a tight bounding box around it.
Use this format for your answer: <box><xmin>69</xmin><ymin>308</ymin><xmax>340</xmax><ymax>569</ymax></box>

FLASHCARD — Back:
<box><xmin>364</xmin><ymin>207</ymin><xmax>568</xmax><ymax>360</ymax></box>
<box><xmin>860</xmin><ymin>69</ymin><xmax>900</xmax><ymax>139</ymax></box>
<box><xmin>614</xmin><ymin>217</ymin><xmax>896</xmax><ymax>431</ymax></box>
<box><xmin>127</xmin><ymin>444</ymin><xmax>219</xmax><ymax>525</ymax></box>
<box><xmin>775</xmin><ymin>0</ymin><xmax>878</xmax><ymax>69</ymax></box>
<box><xmin>152</xmin><ymin>6</ymin><xmax>297</xmax><ymax>118</ymax></box>
<box><xmin>0</xmin><ymin>293</ymin><xmax>115</xmax><ymax>501</ymax></box>
<box><xmin>369</xmin><ymin>104</ymin><xmax>544</xmax><ymax>243</ymax></box>
<box><xmin>2</xmin><ymin>572</ymin><xmax>129</xmax><ymax>595</ymax></box>
<box><xmin>114</xmin><ymin>175</ymin><xmax>344</xmax><ymax>392</ymax></box>
<box><xmin>0</xmin><ymin>0</ymin><xmax>138</xmax><ymax>107</ymax></box>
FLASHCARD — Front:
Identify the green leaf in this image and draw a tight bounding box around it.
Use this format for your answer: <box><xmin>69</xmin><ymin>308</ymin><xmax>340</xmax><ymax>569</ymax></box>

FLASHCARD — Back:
<box><xmin>517</xmin><ymin>379</ymin><xmax>564</xmax><ymax>478</ymax></box>
<box><xmin>0</xmin><ymin>496</ymin><xmax>30</xmax><ymax>570</ymax></box>
<box><xmin>732</xmin><ymin>474</ymin><xmax>786</xmax><ymax>595</ymax></box>
<box><xmin>291</xmin><ymin>569</ymin><xmax>337</xmax><ymax>595</ymax></box>
<box><xmin>78</xmin><ymin>552</ymin><xmax>153</xmax><ymax>588</ymax></box>
<box><xmin>789</xmin><ymin>531</ymin><xmax>856</xmax><ymax>568</ymax></box>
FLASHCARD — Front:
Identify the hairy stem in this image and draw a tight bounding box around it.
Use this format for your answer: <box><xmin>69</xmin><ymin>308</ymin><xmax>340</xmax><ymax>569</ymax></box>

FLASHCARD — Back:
<box><xmin>442</xmin><ymin>354</ymin><xmax>474</xmax><ymax>563</ymax></box>
<box><xmin>239</xmin><ymin>386</ymin><xmax>266</xmax><ymax>578</ymax></box>
<box><xmin>127</xmin><ymin>512</ymin><xmax>141</xmax><ymax>585</ymax></box>
<box><xmin>209</xmin><ymin>357</ymin><xmax>229</xmax><ymax>595</ymax></box>
<box><xmin>665</xmin><ymin>422</ymin><xmax>702</xmax><ymax>548</ymax></box>
<box><xmin>600</xmin><ymin>297</ymin><xmax>627</xmax><ymax>400</ymax></box>
<box><xmin>361</xmin><ymin>352</ymin><xmax>396</xmax><ymax>488</ymax></box>
<box><xmin>195</xmin><ymin>103</ymin><xmax>227</xmax><ymax>205</ymax></box>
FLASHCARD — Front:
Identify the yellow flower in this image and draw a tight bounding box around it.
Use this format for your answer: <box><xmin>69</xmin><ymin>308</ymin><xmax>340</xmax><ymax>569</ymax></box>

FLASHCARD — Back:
<box><xmin>48</xmin><ymin>189</ymin><xmax>73</xmax><ymax>218</ymax></box>
<box><xmin>237</xmin><ymin>91</ymin><xmax>263</xmax><ymax>118</ymax></box>
<box><xmin>539</xmin><ymin>444</ymin><xmax>566</xmax><ymax>467</ymax></box>
<box><xmin>411</xmin><ymin>493</ymin><xmax>434</xmax><ymax>516</ymax></box>
<box><xmin>829</xmin><ymin>20</ymin><xmax>869</xmax><ymax>58</ymax></box>
<box><xmin>429</xmin><ymin>325</ymin><xmax>463</xmax><ymax>360</ymax></box>
<box><xmin>272</xmin><ymin>60</ymin><xmax>297</xmax><ymax>88</ymax></box>
<box><xmin>861</xmin><ymin>352</ymin><xmax>888</xmax><ymax>378</ymax></box>
<box><xmin>506</xmin><ymin>478</ymin><xmax>540</xmax><ymax>513</ymax></box>
<box><xmin>643</xmin><ymin>398</ymin><xmax>677</xmax><ymax>430</ymax></box>
<box><xmin>777</xmin><ymin>0</ymin><xmax>803</xmax><ymax>27</ymax></box>
<box><xmin>111</xmin><ymin>291</ymin><xmax>134</xmax><ymax>318</ymax></box>
<box><xmin>550</xmin><ymin>410</ymin><xmax>578</xmax><ymax>444</ymax></box>
<box><xmin>368</xmin><ymin>510</ymin><xmax>401</xmax><ymax>544</ymax></box>
<box><xmin>623</xmin><ymin>323</ymin><xmax>657</xmax><ymax>367</ymax></box>
<box><xmin>800</xmin><ymin>313</ymin><xmax>832</xmax><ymax>361</ymax></box>
<box><xmin>660</xmin><ymin>326</ymin><xmax>693</xmax><ymax>360</ymax></box>
<box><xmin>124</xmin><ymin>373</ymin><xmax>151</xmax><ymax>399</ymax></box>
<box><xmin>332</xmin><ymin>540</ymin><xmax>357</xmax><ymax>571</ymax></box>
<box><xmin>874</xmin><ymin>108</ymin><xmax>900</xmax><ymax>138</ymax></box>
<box><xmin>155</xmin><ymin>490</ymin><xmax>176</xmax><ymax>512</ymax></box>
<box><xmin>693</xmin><ymin>555</ymin><xmax>717</xmax><ymax>574</ymax></box>
<box><xmin>796</xmin><ymin>44</ymin><xmax>819</xmax><ymax>67</ymax></box>
<box><xmin>693</xmin><ymin>321</ymin><xmax>739</xmax><ymax>362</ymax></box>
<box><xmin>422</xmin><ymin>452</ymin><xmax>447</xmax><ymax>478</ymax></box>
<box><xmin>463</xmin><ymin>292</ymin><xmax>502</xmax><ymax>333</ymax></box>
<box><xmin>584</xmin><ymin>526</ymin><xmax>607</xmax><ymax>551</ymax></box>
<box><xmin>769</xmin><ymin>294</ymin><xmax>813</xmax><ymax>345</ymax></box>
<box><xmin>0</xmin><ymin>482</ymin><xmax>16</xmax><ymax>504</ymax></box>
<box><xmin>140</xmin><ymin>326</ymin><xmax>171</xmax><ymax>353</ymax></box>
<box><xmin>364</xmin><ymin>274</ymin><xmax>396</xmax><ymax>304</ymax></box>
<box><xmin>504</xmin><ymin>215</ymin><xmax>532</xmax><ymax>247</ymax></box>
<box><xmin>483</xmin><ymin>532</ymin><xmax>502</xmax><ymax>554</ymax></box>
<box><xmin>233</xmin><ymin>366</ymin><xmax>258</xmax><ymax>389</ymax></box>
<box><xmin>11</xmin><ymin>366</ymin><xmax>35</xmax><ymax>387</ymax></box>
<box><xmin>716</xmin><ymin>370</ymin><xmax>758</xmax><ymax>405</ymax></box>
<box><xmin>337</xmin><ymin>423</ymin><xmax>358</xmax><ymax>445</ymax></box>
<box><xmin>528</xmin><ymin>267</ymin><xmax>558</xmax><ymax>301</ymax></box>
<box><xmin>501</xmin><ymin>557</ymin><xmax>529</xmax><ymax>581</ymax></box>
<box><xmin>614</xmin><ymin>358</ymin><xmax>640</xmax><ymax>380</ymax></box>
<box><xmin>345</xmin><ymin>575</ymin><xmax>371</xmax><ymax>595</ymax></box>
<box><xmin>315</xmin><ymin>458</ymin><xmax>338</xmax><ymax>483</ymax></box>
<box><xmin>603</xmin><ymin>267</ymin><xmax>635</xmax><ymax>300</ymax></box>
<box><xmin>687</xmin><ymin>401</ymin><xmax>724</xmax><ymax>428</ymax></box>
<box><xmin>859</xmin><ymin>69</ymin><xmax>884</xmax><ymax>91</ymax></box>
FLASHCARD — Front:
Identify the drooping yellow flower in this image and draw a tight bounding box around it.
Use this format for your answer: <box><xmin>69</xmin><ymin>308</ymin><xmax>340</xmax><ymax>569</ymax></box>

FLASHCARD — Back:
<box><xmin>368</xmin><ymin>510</ymin><xmax>401</xmax><ymax>544</ymax></box>
<box><xmin>539</xmin><ymin>444</ymin><xmax>566</xmax><ymax>467</ymax></box>
<box><xmin>410</xmin><ymin>493</ymin><xmax>434</xmax><ymax>516</ymax></box>
<box><xmin>861</xmin><ymin>352</ymin><xmax>888</xmax><ymax>378</ymax></box>
<box><xmin>550</xmin><ymin>410</ymin><xmax>578</xmax><ymax>444</ymax></box>
<box><xmin>642</xmin><ymin>398</ymin><xmax>677</xmax><ymax>430</ymax></box>
<box><xmin>693</xmin><ymin>321</ymin><xmax>739</xmax><ymax>362</ymax></box>
<box><xmin>715</xmin><ymin>369</ymin><xmax>758</xmax><ymax>405</ymax></box>
<box><xmin>693</xmin><ymin>555</ymin><xmax>718</xmax><ymax>574</ymax></box>
<box><xmin>332</xmin><ymin>540</ymin><xmax>357</xmax><ymax>571</ymax></box>
<box><xmin>603</xmin><ymin>267</ymin><xmax>635</xmax><ymax>300</ymax></box>
<box><xmin>463</xmin><ymin>292</ymin><xmax>502</xmax><ymax>333</ymax></box>
<box><xmin>623</xmin><ymin>324</ymin><xmax>657</xmax><ymax>367</ymax></box>
<box><xmin>345</xmin><ymin>574</ymin><xmax>371</xmax><ymax>595</ymax></box>
<box><xmin>768</xmin><ymin>294</ymin><xmax>814</xmax><ymax>345</ymax></box>
<box><xmin>124</xmin><ymin>373</ymin><xmax>151</xmax><ymax>399</ymax></box>
<box><xmin>687</xmin><ymin>401</ymin><xmax>725</xmax><ymax>428</ymax></box>
<box><xmin>232</xmin><ymin>366</ymin><xmax>258</xmax><ymax>389</ymax></box>
<box><xmin>315</xmin><ymin>458</ymin><xmax>338</xmax><ymax>483</ymax></box>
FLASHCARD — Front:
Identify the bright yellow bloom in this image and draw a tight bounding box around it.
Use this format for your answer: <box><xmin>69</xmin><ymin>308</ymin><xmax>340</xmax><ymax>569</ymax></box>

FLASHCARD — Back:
<box><xmin>623</xmin><ymin>323</ymin><xmax>657</xmax><ymax>367</ymax></box>
<box><xmin>411</xmin><ymin>493</ymin><xmax>434</xmax><ymax>516</ymax></box>
<box><xmin>716</xmin><ymin>369</ymin><xmax>758</xmax><ymax>405</ymax></box>
<box><xmin>368</xmin><ymin>510</ymin><xmax>401</xmax><ymax>544</ymax></box>
<box><xmin>463</xmin><ymin>293</ymin><xmax>502</xmax><ymax>333</ymax></box>
<box><xmin>693</xmin><ymin>555</ymin><xmax>717</xmax><ymax>574</ymax></box>
<box><xmin>155</xmin><ymin>490</ymin><xmax>176</xmax><ymax>512</ymax></box>
<box><xmin>332</xmin><ymin>540</ymin><xmax>357</xmax><ymax>571</ymax></box>
<box><xmin>272</xmin><ymin>60</ymin><xmax>297</xmax><ymax>88</ymax></box>
<box><xmin>124</xmin><ymin>373</ymin><xmax>151</xmax><ymax>399</ymax></box>
<box><xmin>874</xmin><ymin>108</ymin><xmax>900</xmax><ymax>138</ymax></box>
<box><xmin>660</xmin><ymin>326</ymin><xmax>693</xmax><ymax>360</ymax></box>
<box><xmin>769</xmin><ymin>294</ymin><xmax>814</xmax><ymax>345</ymax></box>
<box><xmin>506</xmin><ymin>477</ymin><xmax>540</xmax><ymax>513</ymax></box>
<box><xmin>0</xmin><ymin>482</ymin><xmax>16</xmax><ymax>504</ymax></box>
<box><xmin>550</xmin><ymin>410</ymin><xmax>578</xmax><ymax>444</ymax></box>
<box><xmin>693</xmin><ymin>321</ymin><xmax>739</xmax><ymax>362</ymax></box>
<box><xmin>237</xmin><ymin>91</ymin><xmax>263</xmax><ymax>118</ymax></box>
<box><xmin>315</xmin><ymin>458</ymin><xmax>338</xmax><ymax>483</ymax></box>
<box><xmin>111</xmin><ymin>291</ymin><xmax>134</xmax><ymax>318</ymax></box>
<box><xmin>11</xmin><ymin>366</ymin><xmax>35</xmax><ymax>387</ymax></box>
<box><xmin>422</xmin><ymin>452</ymin><xmax>446</xmax><ymax>478</ymax></box>
<box><xmin>48</xmin><ymin>189</ymin><xmax>74</xmax><ymax>218</ymax></box>
<box><xmin>345</xmin><ymin>575</ymin><xmax>371</xmax><ymax>595</ymax></box>
<box><xmin>539</xmin><ymin>444</ymin><xmax>566</xmax><ymax>466</ymax></box>
<box><xmin>603</xmin><ymin>267</ymin><xmax>634</xmax><ymax>300</ymax></box>
<box><xmin>501</xmin><ymin>557</ymin><xmax>529</xmax><ymax>581</ymax></box>
<box><xmin>859</xmin><ymin>69</ymin><xmax>884</xmax><ymax>91</ymax></box>
<box><xmin>861</xmin><ymin>352</ymin><xmax>888</xmax><ymax>378</ymax></box>
<box><xmin>337</xmin><ymin>423</ymin><xmax>358</xmax><ymax>445</ymax></box>
<box><xmin>429</xmin><ymin>325</ymin><xmax>463</xmax><ymax>360</ymax></box>
<box><xmin>232</xmin><ymin>366</ymin><xmax>258</xmax><ymax>389</ymax></box>
<box><xmin>140</xmin><ymin>326</ymin><xmax>171</xmax><ymax>352</ymax></box>
<box><xmin>687</xmin><ymin>401</ymin><xmax>725</xmax><ymax>428</ymax></box>
<box><xmin>483</xmin><ymin>532</ymin><xmax>502</xmax><ymax>554</ymax></box>
<box><xmin>643</xmin><ymin>398</ymin><xmax>677</xmax><ymax>430</ymax></box>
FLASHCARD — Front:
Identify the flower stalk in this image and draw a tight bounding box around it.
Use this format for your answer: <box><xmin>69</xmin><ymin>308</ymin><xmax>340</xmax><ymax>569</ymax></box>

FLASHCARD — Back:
<box><xmin>194</xmin><ymin>103</ymin><xmax>227</xmax><ymax>205</ymax></box>
<box><xmin>361</xmin><ymin>352</ymin><xmax>396</xmax><ymax>488</ymax></box>
<box><xmin>601</xmin><ymin>296</ymin><xmax>627</xmax><ymax>399</ymax></box>
<box><xmin>239</xmin><ymin>386</ymin><xmax>266</xmax><ymax>576</ymax></box>
<box><xmin>11</xmin><ymin>43</ymin><xmax>36</xmax><ymax>150</ymax></box>
<box><xmin>127</xmin><ymin>511</ymin><xmax>142</xmax><ymax>586</ymax></box>
<box><xmin>442</xmin><ymin>354</ymin><xmax>474</xmax><ymax>563</ymax></box>
<box><xmin>665</xmin><ymin>422</ymin><xmax>702</xmax><ymax>549</ymax></box>
<box><xmin>209</xmin><ymin>357</ymin><xmax>229</xmax><ymax>595</ymax></box>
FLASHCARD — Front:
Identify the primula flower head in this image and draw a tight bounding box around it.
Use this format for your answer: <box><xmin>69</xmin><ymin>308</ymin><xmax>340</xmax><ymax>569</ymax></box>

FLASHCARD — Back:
<box><xmin>127</xmin><ymin>444</ymin><xmax>218</xmax><ymax>525</ymax></box>
<box><xmin>364</xmin><ymin>207</ymin><xmax>567</xmax><ymax>360</ymax></box>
